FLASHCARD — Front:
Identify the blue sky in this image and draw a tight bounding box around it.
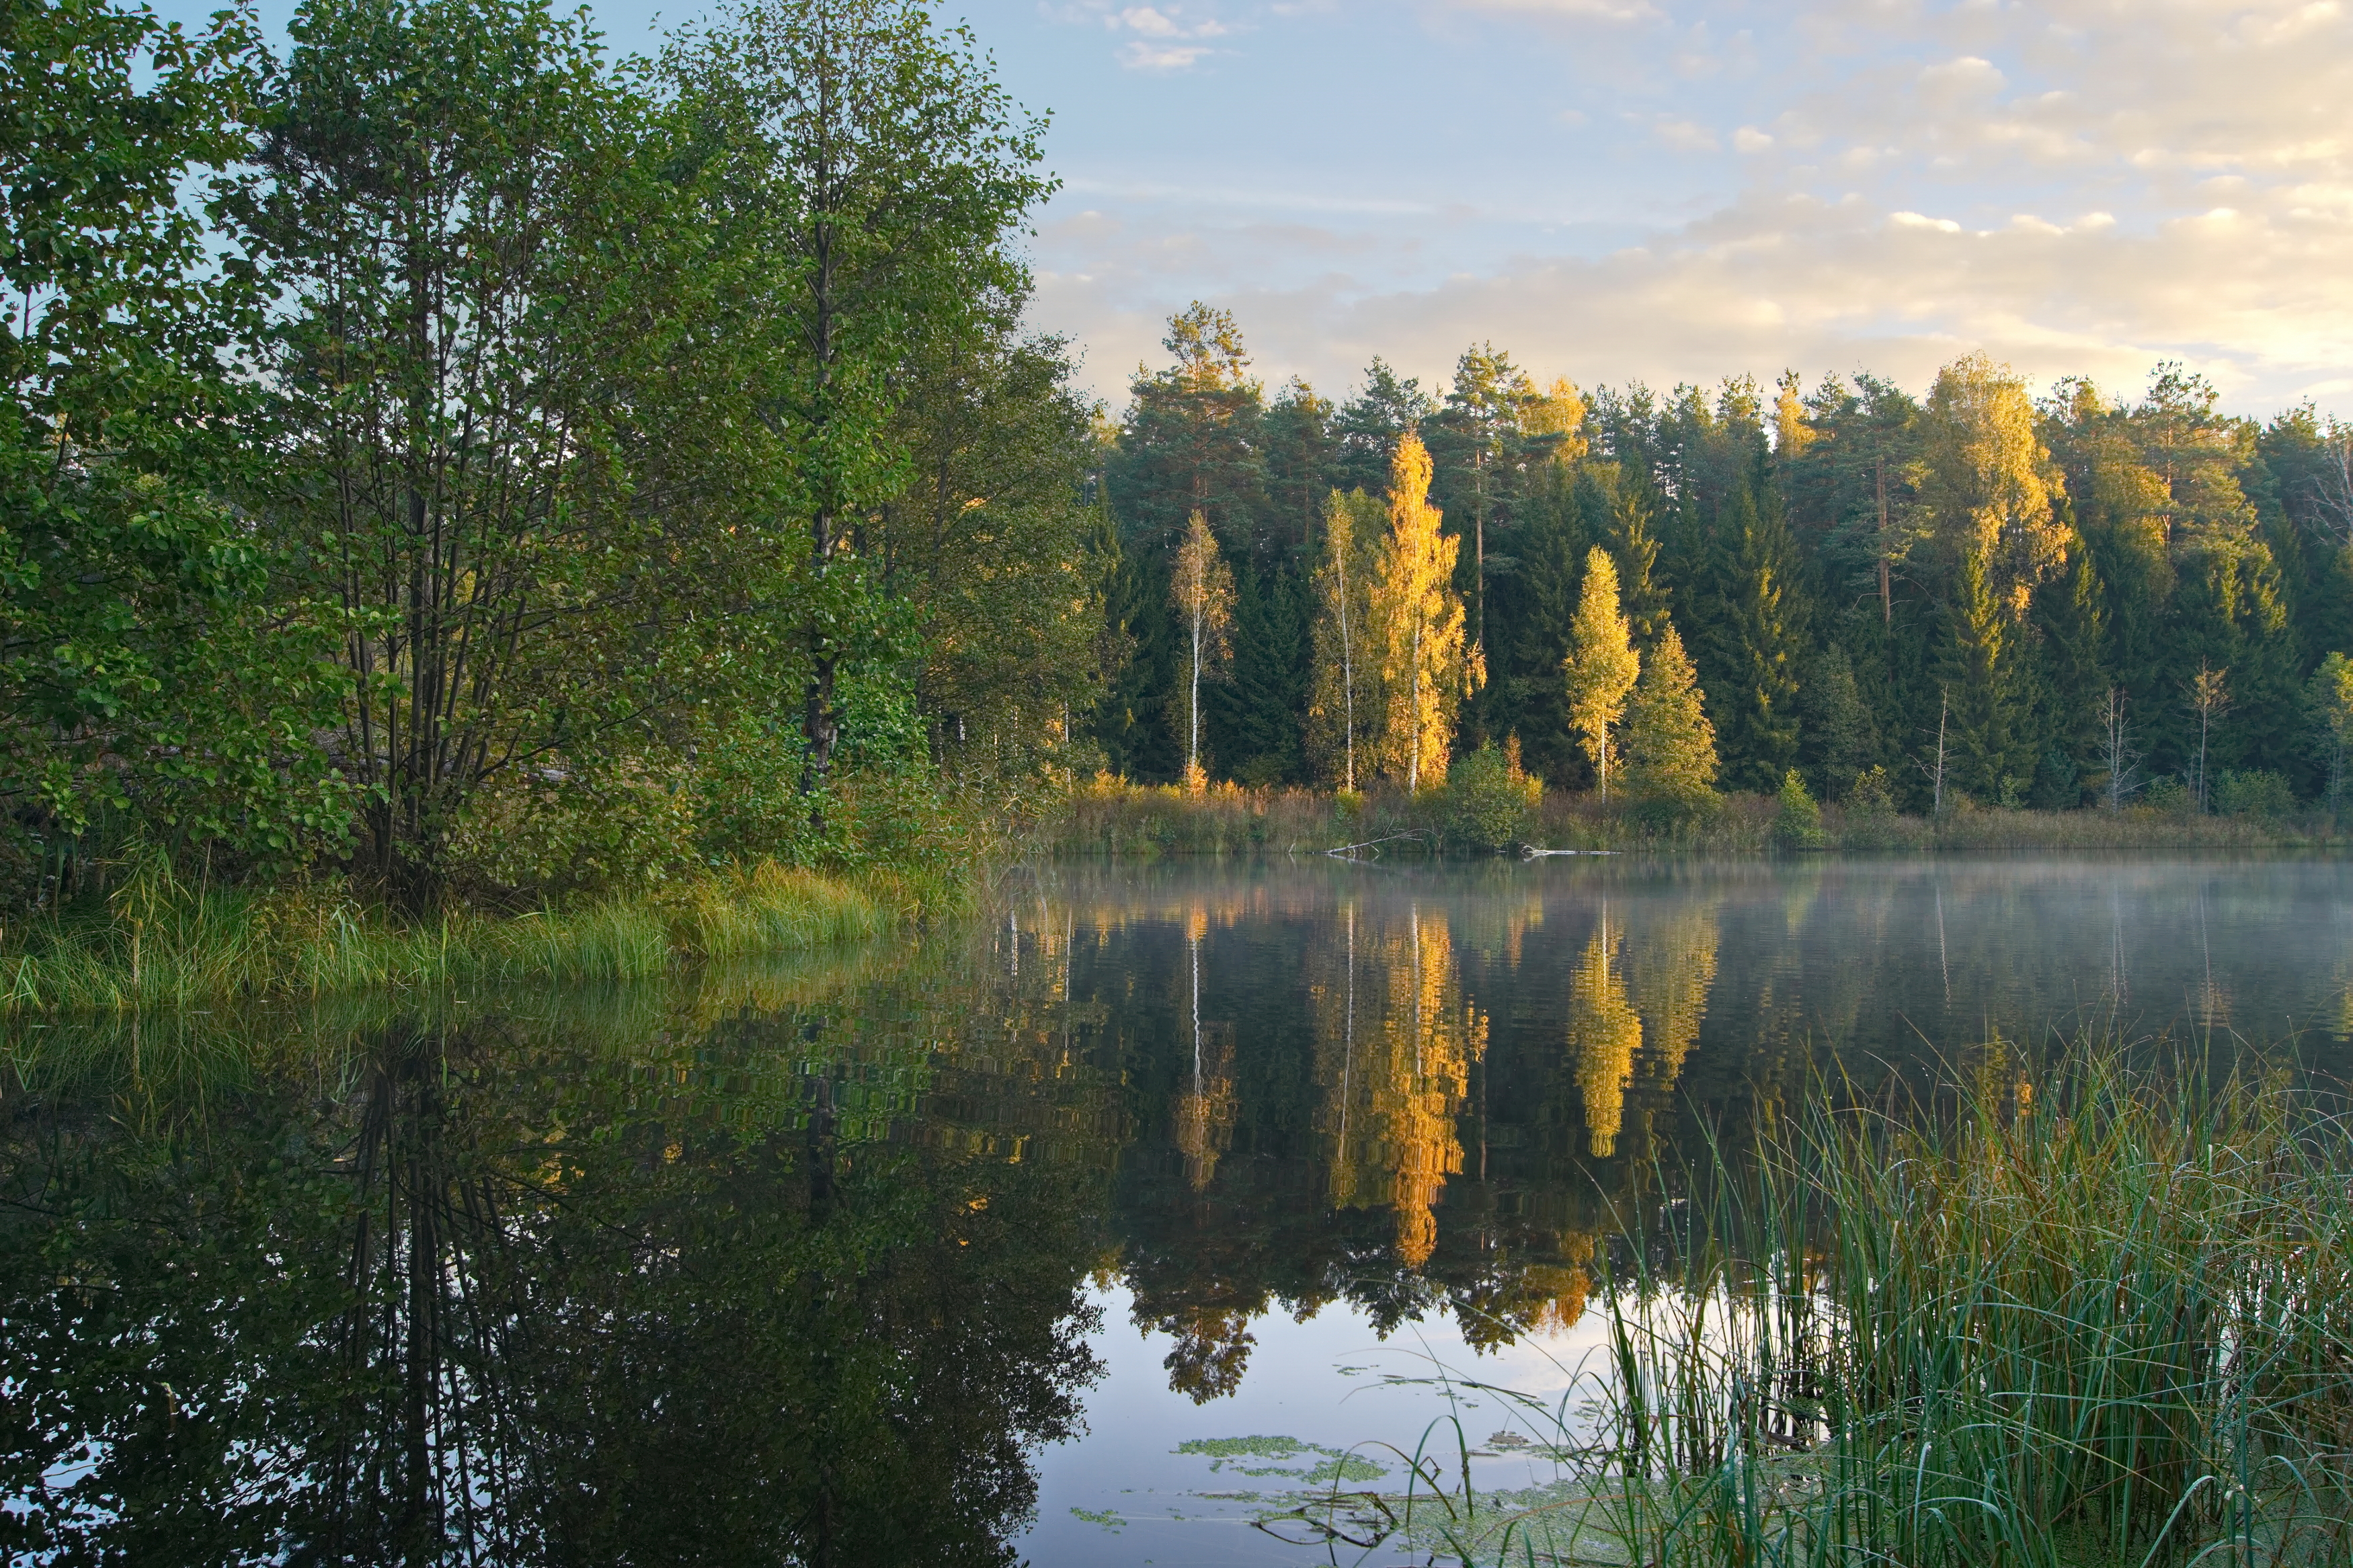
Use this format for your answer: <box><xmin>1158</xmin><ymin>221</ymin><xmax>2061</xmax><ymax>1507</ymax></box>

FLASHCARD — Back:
<box><xmin>172</xmin><ymin>0</ymin><xmax>2353</xmax><ymax>415</ymax></box>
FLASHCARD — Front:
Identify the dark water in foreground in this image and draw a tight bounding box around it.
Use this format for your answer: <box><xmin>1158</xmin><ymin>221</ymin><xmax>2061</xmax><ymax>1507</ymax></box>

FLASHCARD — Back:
<box><xmin>4</xmin><ymin>855</ymin><xmax>2350</xmax><ymax>1565</ymax></box>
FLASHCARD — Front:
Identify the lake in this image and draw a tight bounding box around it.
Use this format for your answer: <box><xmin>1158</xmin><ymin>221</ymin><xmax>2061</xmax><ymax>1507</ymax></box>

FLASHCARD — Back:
<box><xmin>4</xmin><ymin>854</ymin><xmax>2350</xmax><ymax>1564</ymax></box>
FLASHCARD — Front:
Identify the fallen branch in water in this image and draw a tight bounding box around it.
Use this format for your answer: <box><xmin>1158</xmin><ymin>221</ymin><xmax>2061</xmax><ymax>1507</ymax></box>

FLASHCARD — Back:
<box><xmin>1316</xmin><ymin>831</ymin><xmax>1437</xmax><ymax>860</ymax></box>
<box><xmin>1521</xmin><ymin>846</ymin><xmax>1620</xmax><ymax>858</ymax></box>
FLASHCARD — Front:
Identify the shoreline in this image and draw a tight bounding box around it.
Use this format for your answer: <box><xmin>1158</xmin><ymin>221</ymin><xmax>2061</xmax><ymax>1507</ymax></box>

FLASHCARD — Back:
<box><xmin>1039</xmin><ymin>778</ymin><xmax>2345</xmax><ymax>859</ymax></box>
<box><xmin>0</xmin><ymin>862</ymin><xmax>955</xmax><ymax>1018</ymax></box>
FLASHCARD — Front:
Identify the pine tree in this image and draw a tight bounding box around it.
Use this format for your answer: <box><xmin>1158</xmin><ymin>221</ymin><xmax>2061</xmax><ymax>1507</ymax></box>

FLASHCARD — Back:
<box><xmin>1334</xmin><ymin>358</ymin><xmax>1433</xmax><ymax>495</ymax></box>
<box><xmin>1113</xmin><ymin>303</ymin><xmax>1267</xmax><ymax>552</ymax></box>
<box><xmin>1262</xmin><ymin>377</ymin><xmax>1335</xmax><ymax>552</ymax></box>
<box><xmin>1622</xmin><ymin>621</ymin><xmax>1719</xmax><ymax>817</ymax></box>
<box><xmin>1369</xmin><ymin>432</ymin><xmax>1480</xmax><ymax>791</ymax></box>
<box><xmin>1564</xmin><ymin>548</ymin><xmax>1640</xmax><ymax>800</ymax></box>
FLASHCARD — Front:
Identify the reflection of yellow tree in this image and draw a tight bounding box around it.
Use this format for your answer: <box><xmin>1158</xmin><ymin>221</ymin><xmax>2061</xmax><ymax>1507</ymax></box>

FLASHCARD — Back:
<box><xmin>1312</xmin><ymin>903</ymin><xmax>1486</xmax><ymax>1267</ymax></box>
<box><xmin>1628</xmin><ymin>901</ymin><xmax>1720</xmax><ymax>1087</ymax></box>
<box><xmin>1174</xmin><ymin>907</ymin><xmax>1236</xmax><ymax>1190</ymax></box>
<box><xmin>1567</xmin><ymin>918</ymin><xmax>1642</xmax><ymax>1158</ymax></box>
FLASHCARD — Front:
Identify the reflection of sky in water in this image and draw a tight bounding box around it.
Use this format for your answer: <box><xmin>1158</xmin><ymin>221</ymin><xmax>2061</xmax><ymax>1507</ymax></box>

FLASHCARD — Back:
<box><xmin>1025</xmin><ymin>1284</ymin><xmax>1609</xmax><ymax>1568</ymax></box>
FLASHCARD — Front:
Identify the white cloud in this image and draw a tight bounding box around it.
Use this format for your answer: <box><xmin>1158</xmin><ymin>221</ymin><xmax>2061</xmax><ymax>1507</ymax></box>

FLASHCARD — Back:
<box><xmin>1734</xmin><ymin>126</ymin><xmax>1773</xmax><ymax>153</ymax></box>
<box><xmin>1653</xmin><ymin>116</ymin><xmax>1720</xmax><ymax>152</ymax></box>
<box><xmin>1121</xmin><ymin>40</ymin><xmax>1214</xmax><ymax>67</ymax></box>
<box><xmin>1451</xmin><ymin>0</ymin><xmax>1661</xmax><ymax>20</ymax></box>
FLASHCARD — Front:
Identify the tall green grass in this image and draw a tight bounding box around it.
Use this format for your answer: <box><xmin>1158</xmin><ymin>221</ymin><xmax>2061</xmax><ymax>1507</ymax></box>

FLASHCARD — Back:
<box><xmin>0</xmin><ymin>859</ymin><xmax>946</xmax><ymax>1014</ymax></box>
<box><xmin>1300</xmin><ymin>1044</ymin><xmax>2353</xmax><ymax>1566</ymax></box>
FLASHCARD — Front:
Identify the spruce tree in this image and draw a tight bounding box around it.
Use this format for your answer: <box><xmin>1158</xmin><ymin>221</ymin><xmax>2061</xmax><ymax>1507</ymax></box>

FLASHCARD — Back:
<box><xmin>1938</xmin><ymin>548</ymin><xmax>2026</xmax><ymax>804</ymax></box>
<box><xmin>1213</xmin><ymin>557</ymin><xmax>1310</xmax><ymax>784</ymax></box>
<box><xmin>1799</xmin><ymin>645</ymin><xmax>1880</xmax><ymax>799</ymax></box>
<box><xmin>1622</xmin><ymin>622</ymin><xmax>1720</xmax><ymax>819</ymax></box>
<box><xmin>1494</xmin><ymin>461</ymin><xmax>1586</xmax><ymax>781</ymax></box>
<box><xmin>2028</xmin><ymin>532</ymin><xmax>2108</xmax><ymax>805</ymax></box>
<box><xmin>1696</xmin><ymin>481</ymin><xmax>1807</xmax><ymax>792</ymax></box>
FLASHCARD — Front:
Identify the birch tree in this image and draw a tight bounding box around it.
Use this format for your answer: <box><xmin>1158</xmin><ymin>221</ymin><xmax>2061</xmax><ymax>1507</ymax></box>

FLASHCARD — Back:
<box><xmin>1921</xmin><ymin>352</ymin><xmax>2066</xmax><ymax>615</ymax></box>
<box><xmin>1369</xmin><ymin>433</ymin><xmax>1479</xmax><ymax>792</ymax></box>
<box><xmin>1310</xmin><ymin>489</ymin><xmax>1383</xmax><ymax>790</ymax></box>
<box><xmin>1170</xmin><ymin>509</ymin><xmax>1234</xmax><ymax>790</ymax></box>
<box><xmin>1563</xmin><ymin>548</ymin><xmax>1640</xmax><ymax>801</ymax></box>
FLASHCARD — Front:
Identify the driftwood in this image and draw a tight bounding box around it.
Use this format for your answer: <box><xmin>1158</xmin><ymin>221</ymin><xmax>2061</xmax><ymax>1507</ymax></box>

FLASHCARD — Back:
<box><xmin>1313</xmin><ymin>830</ymin><xmax>1437</xmax><ymax>860</ymax></box>
<box><xmin>1521</xmin><ymin>846</ymin><xmax>1620</xmax><ymax>858</ymax></box>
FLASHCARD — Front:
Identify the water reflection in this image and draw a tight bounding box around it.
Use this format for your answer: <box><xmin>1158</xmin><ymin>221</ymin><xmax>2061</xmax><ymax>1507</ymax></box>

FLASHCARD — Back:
<box><xmin>5</xmin><ymin>854</ymin><xmax>2351</xmax><ymax>1557</ymax></box>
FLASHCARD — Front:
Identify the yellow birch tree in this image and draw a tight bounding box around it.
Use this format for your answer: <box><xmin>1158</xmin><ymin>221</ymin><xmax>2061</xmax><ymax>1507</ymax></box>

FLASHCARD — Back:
<box><xmin>1170</xmin><ymin>508</ymin><xmax>1234</xmax><ymax>791</ymax></box>
<box><xmin>1369</xmin><ymin>431</ymin><xmax>1480</xmax><ymax>792</ymax></box>
<box><xmin>1922</xmin><ymin>352</ymin><xmax>2067</xmax><ymax>614</ymax></box>
<box><xmin>1563</xmin><ymin>547</ymin><xmax>1640</xmax><ymax>800</ymax></box>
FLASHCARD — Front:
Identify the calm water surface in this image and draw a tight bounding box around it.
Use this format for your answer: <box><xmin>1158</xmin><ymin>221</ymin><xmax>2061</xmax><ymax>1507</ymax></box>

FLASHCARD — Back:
<box><xmin>5</xmin><ymin>854</ymin><xmax>2350</xmax><ymax>1564</ymax></box>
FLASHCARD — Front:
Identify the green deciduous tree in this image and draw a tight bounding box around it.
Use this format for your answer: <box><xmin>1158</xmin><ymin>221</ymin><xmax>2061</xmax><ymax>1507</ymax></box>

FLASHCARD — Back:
<box><xmin>0</xmin><ymin>0</ymin><xmax>349</xmax><ymax>887</ymax></box>
<box><xmin>253</xmin><ymin>0</ymin><xmax>752</xmax><ymax>909</ymax></box>
<box><xmin>666</xmin><ymin>0</ymin><xmax>1051</xmax><ymax>809</ymax></box>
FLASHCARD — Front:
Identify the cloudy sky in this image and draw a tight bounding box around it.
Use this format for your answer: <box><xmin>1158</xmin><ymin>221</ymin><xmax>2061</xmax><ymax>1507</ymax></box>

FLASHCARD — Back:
<box><xmin>181</xmin><ymin>0</ymin><xmax>2353</xmax><ymax>416</ymax></box>
<box><xmin>979</xmin><ymin>0</ymin><xmax>2353</xmax><ymax>417</ymax></box>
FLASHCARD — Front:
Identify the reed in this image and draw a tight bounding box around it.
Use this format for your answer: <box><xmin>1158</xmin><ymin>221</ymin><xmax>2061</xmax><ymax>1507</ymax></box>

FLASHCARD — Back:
<box><xmin>1037</xmin><ymin>775</ymin><xmax>2336</xmax><ymax>858</ymax></box>
<box><xmin>0</xmin><ymin>859</ymin><xmax>942</xmax><ymax>1015</ymax></box>
<box><xmin>1309</xmin><ymin>1042</ymin><xmax>2353</xmax><ymax>1566</ymax></box>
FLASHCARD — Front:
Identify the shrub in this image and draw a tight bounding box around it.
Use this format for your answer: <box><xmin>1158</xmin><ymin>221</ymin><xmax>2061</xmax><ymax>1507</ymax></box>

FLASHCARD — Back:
<box><xmin>1771</xmin><ymin>768</ymin><xmax>1826</xmax><ymax>849</ymax></box>
<box><xmin>2216</xmin><ymin>768</ymin><xmax>2295</xmax><ymax>819</ymax></box>
<box><xmin>1442</xmin><ymin>745</ymin><xmax>1542</xmax><ymax>852</ymax></box>
<box><xmin>2138</xmin><ymin>776</ymin><xmax>2192</xmax><ymax>817</ymax></box>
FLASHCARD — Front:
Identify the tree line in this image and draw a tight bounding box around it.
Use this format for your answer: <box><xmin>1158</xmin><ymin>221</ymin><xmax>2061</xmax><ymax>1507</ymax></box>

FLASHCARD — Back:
<box><xmin>1092</xmin><ymin>303</ymin><xmax>2353</xmax><ymax>818</ymax></box>
<box><xmin>1</xmin><ymin>0</ymin><xmax>1104</xmax><ymax>913</ymax></box>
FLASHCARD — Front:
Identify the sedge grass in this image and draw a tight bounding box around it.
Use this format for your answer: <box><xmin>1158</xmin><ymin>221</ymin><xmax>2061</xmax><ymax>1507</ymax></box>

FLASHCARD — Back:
<box><xmin>1298</xmin><ymin>1042</ymin><xmax>2353</xmax><ymax>1567</ymax></box>
<box><xmin>0</xmin><ymin>860</ymin><xmax>945</xmax><ymax>1015</ymax></box>
<box><xmin>1038</xmin><ymin>775</ymin><xmax>2331</xmax><ymax>859</ymax></box>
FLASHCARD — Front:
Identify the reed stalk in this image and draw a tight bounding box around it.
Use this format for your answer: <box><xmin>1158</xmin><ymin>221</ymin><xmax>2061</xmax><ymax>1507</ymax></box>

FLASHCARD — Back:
<box><xmin>1318</xmin><ymin>1042</ymin><xmax>2353</xmax><ymax>1566</ymax></box>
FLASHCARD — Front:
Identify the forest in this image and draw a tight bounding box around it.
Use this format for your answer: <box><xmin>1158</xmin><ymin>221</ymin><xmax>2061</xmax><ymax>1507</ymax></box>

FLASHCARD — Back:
<box><xmin>1094</xmin><ymin>302</ymin><xmax>2353</xmax><ymax>822</ymax></box>
<box><xmin>9</xmin><ymin>0</ymin><xmax>2353</xmax><ymax>944</ymax></box>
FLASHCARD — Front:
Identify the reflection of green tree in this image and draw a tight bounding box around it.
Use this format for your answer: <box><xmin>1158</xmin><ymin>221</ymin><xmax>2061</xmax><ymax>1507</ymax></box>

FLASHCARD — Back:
<box><xmin>1</xmin><ymin>942</ymin><xmax>1114</xmax><ymax>1564</ymax></box>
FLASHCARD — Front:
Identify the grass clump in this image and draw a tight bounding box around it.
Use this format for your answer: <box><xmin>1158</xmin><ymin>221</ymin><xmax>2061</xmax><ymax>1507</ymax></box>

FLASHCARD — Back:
<box><xmin>1302</xmin><ymin>1042</ymin><xmax>2353</xmax><ymax>1566</ymax></box>
<box><xmin>0</xmin><ymin>858</ymin><xmax>932</xmax><ymax>1015</ymax></box>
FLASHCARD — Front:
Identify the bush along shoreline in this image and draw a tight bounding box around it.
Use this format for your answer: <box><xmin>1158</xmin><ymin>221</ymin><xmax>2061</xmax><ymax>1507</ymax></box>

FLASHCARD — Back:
<box><xmin>1039</xmin><ymin>754</ymin><xmax>2348</xmax><ymax>860</ymax></box>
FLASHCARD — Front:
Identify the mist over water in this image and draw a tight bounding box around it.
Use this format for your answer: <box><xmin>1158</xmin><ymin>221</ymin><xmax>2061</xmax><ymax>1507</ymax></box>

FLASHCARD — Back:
<box><xmin>5</xmin><ymin>854</ymin><xmax>2348</xmax><ymax>1563</ymax></box>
